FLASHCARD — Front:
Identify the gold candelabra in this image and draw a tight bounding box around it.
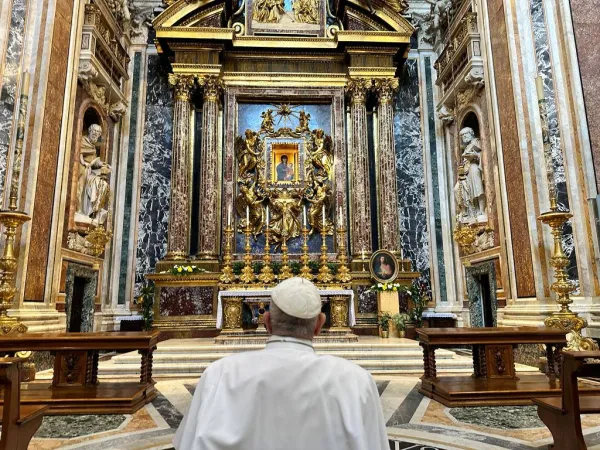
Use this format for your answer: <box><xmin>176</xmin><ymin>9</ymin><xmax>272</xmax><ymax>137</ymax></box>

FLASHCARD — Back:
<box><xmin>239</xmin><ymin>223</ymin><xmax>255</xmax><ymax>284</ymax></box>
<box><xmin>299</xmin><ymin>226</ymin><xmax>313</xmax><ymax>280</ymax></box>
<box><xmin>258</xmin><ymin>228</ymin><xmax>275</xmax><ymax>284</ymax></box>
<box><xmin>536</xmin><ymin>76</ymin><xmax>598</xmax><ymax>351</ymax></box>
<box><xmin>279</xmin><ymin>230</ymin><xmax>292</xmax><ymax>280</ymax></box>
<box><xmin>317</xmin><ymin>228</ymin><xmax>334</xmax><ymax>284</ymax></box>
<box><xmin>335</xmin><ymin>223</ymin><xmax>351</xmax><ymax>284</ymax></box>
<box><xmin>220</xmin><ymin>224</ymin><xmax>235</xmax><ymax>284</ymax></box>
<box><xmin>0</xmin><ymin>72</ymin><xmax>30</xmax><ymax>335</ymax></box>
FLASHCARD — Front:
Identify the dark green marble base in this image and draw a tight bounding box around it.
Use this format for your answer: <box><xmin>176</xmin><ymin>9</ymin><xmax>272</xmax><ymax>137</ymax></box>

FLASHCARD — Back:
<box><xmin>448</xmin><ymin>406</ymin><xmax>544</xmax><ymax>429</ymax></box>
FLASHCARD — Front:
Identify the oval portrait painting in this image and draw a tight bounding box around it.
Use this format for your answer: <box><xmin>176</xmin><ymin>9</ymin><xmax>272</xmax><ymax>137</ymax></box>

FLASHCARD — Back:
<box><xmin>369</xmin><ymin>250</ymin><xmax>398</xmax><ymax>283</ymax></box>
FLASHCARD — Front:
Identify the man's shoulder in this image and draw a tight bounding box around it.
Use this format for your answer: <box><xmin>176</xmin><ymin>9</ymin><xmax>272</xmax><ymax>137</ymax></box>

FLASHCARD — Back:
<box><xmin>318</xmin><ymin>354</ymin><xmax>372</xmax><ymax>380</ymax></box>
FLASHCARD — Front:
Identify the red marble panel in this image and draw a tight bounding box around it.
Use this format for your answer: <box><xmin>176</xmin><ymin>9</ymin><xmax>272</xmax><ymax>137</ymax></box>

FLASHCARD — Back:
<box><xmin>159</xmin><ymin>286</ymin><xmax>214</xmax><ymax>316</ymax></box>
<box><xmin>488</xmin><ymin>0</ymin><xmax>536</xmax><ymax>298</ymax></box>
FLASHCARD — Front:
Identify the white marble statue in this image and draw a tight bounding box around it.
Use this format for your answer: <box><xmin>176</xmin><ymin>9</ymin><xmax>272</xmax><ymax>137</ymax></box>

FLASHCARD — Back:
<box><xmin>76</xmin><ymin>124</ymin><xmax>111</xmax><ymax>225</ymax></box>
<box><xmin>459</xmin><ymin>127</ymin><xmax>487</xmax><ymax>221</ymax></box>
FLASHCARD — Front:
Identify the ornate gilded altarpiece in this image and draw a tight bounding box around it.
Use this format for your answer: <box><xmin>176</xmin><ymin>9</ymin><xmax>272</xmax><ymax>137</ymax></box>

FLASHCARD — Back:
<box><xmin>150</xmin><ymin>0</ymin><xmax>415</xmax><ymax>334</ymax></box>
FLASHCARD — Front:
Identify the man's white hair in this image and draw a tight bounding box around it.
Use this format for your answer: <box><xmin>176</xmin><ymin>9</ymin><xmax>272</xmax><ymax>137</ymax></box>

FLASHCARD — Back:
<box><xmin>269</xmin><ymin>301</ymin><xmax>319</xmax><ymax>340</ymax></box>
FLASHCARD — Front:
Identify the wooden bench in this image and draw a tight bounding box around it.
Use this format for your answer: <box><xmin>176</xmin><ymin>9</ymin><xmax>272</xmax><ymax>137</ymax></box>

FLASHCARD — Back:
<box><xmin>533</xmin><ymin>351</ymin><xmax>600</xmax><ymax>450</ymax></box>
<box><xmin>417</xmin><ymin>326</ymin><xmax>570</xmax><ymax>406</ymax></box>
<box><xmin>0</xmin><ymin>357</ymin><xmax>48</xmax><ymax>450</ymax></box>
<box><xmin>0</xmin><ymin>331</ymin><xmax>160</xmax><ymax>415</ymax></box>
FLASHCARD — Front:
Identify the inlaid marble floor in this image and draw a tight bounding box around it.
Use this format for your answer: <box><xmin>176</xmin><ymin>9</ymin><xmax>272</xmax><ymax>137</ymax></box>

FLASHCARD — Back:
<box><xmin>27</xmin><ymin>376</ymin><xmax>600</xmax><ymax>450</ymax></box>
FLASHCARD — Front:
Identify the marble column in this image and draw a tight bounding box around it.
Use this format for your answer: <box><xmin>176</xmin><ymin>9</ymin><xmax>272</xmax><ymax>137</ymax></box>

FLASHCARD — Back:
<box><xmin>374</xmin><ymin>78</ymin><xmax>400</xmax><ymax>252</ymax></box>
<box><xmin>166</xmin><ymin>74</ymin><xmax>195</xmax><ymax>260</ymax></box>
<box><xmin>346</xmin><ymin>78</ymin><xmax>373</xmax><ymax>256</ymax></box>
<box><xmin>197</xmin><ymin>76</ymin><xmax>223</xmax><ymax>260</ymax></box>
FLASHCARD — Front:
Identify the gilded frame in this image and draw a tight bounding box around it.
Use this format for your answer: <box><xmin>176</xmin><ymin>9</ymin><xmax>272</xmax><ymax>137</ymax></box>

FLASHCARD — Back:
<box><xmin>369</xmin><ymin>250</ymin><xmax>399</xmax><ymax>284</ymax></box>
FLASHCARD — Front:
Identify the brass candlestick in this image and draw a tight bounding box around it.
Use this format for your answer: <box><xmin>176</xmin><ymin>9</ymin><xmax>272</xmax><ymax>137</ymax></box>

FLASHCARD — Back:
<box><xmin>0</xmin><ymin>72</ymin><xmax>30</xmax><ymax>335</ymax></box>
<box><xmin>299</xmin><ymin>226</ymin><xmax>312</xmax><ymax>280</ymax></box>
<box><xmin>317</xmin><ymin>228</ymin><xmax>334</xmax><ymax>284</ymax></box>
<box><xmin>539</xmin><ymin>211</ymin><xmax>598</xmax><ymax>350</ymax></box>
<box><xmin>279</xmin><ymin>231</ymin><xmax>292</xmax><ymax>280</ymax></box>
<box><xmin>220</xmin><ymin>225</ymin><xmax>234</xmax><ymax>284</ymax></box>
<box><xmin>239</xmin><ymin>223</ymin><xmax>255</xmax><ymax>285</ymax></box>
<box><xmin>335</xmin><ymin>224</ymin><xmax>351</xmax><ymax>284</ymax></box>
<box><xmin>536</xmin><ymin>78</ymin><xmax>597</xmax><ymax>351</ymax></box>
<box><xmin>258</xmin><ymin>228</ymin><xmax>275</xmax><ymax>284</ymax></box>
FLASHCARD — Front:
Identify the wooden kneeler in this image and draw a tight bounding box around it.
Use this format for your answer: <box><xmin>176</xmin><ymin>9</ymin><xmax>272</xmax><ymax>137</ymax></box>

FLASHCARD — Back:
<box><xmin>0</xmin><ymin>357</ymin><xmax>48</xmax><ymax>450</ymax></box>
<box><xmin>533</xmin><ymin>351</ymin><xmax>600</xmax><ymax>450</ymax></box>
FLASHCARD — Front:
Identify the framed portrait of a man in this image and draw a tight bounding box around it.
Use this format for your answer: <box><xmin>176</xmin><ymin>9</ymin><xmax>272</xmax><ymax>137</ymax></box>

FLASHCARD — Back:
<box><xmin>271</xmin><ymin>144</ymin><xmax>299</xmax><ymax>183</ymax></box>
<box><xmin>369</xmin><ymin>250</ymin><xmax>398</xmax><ymax>283</ymax></box>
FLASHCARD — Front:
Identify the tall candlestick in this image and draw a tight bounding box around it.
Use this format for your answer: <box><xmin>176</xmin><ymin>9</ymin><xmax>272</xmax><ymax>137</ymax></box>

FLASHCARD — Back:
<box><xmin>21</xmin><ymin>72</ymin><xmax>30</xmax><ymax>94</ymax></box>
<box><xmin>227</xmin><ymin>205</ymin><xmax>231</xmax><ymax>227</ymax></box>
<box><xmin>246</xmin><ymin>205</ymin><xmax>249</xmax><ymax>226</ymax></box>
<box><xmin>322</xmin><ymin>204</ymin><xmax>326</xmax><ymax>228</ymax></box>
<box><xmin>401</xmin><ymin>247</ymin><xmax>404</xmax><ymax>260</ymax></box>
<box><xmin>266</xmin><ymin>205</ymin><xmax>269</xmax><ymax>227</ymax></box>
<box><xmin>303</xmin><ymin>205</ymin><xmax>307</xmax><ymax>228</ymax></box>
<box><xmin>361</xmin><ymin>248</ymin><xmax>365</xmax><ymax>261</ymax></box>
<box><xmin>536</xmin><ymin>75</ymin><xmax>545</xmax><ymax>102</ymax></box>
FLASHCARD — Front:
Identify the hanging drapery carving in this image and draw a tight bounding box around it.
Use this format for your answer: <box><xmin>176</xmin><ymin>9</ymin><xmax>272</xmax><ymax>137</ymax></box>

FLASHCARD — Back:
<box><xmin>198</xmin><ymin>76</ymin><xmax>224</xmax><ymax>259</ymax></box>
<box><xmin>166</xmin><ymin>73</ymin><xmax>195</xmax><ymax>260</ymax></box>
<box><xmin>373</xmin><ymin>78</ymin><xmax>400</xmax><ymax>252</ymax></box>
<box><xmin>346</xmin><ymin>78</ymin><xmax>372</xmax><ymax>256</ymax></box>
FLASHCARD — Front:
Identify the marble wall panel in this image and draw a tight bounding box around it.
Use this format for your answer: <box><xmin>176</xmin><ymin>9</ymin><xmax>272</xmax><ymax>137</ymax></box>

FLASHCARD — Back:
<box><xmin>570</xmin><ymin>1</ymin><xmax>600</xmax><ymax>190</ymax></box>
<box><xmin>530</xmin><ymin>0</ymin><xmax>578</xmax><ymax>285</ymax></box>
<box><xmin>488</xmin><ymin>0</ymin><xmax>536</xmax><ymax>298</ymax></box>
<box><xmin>357</xmin><ymin>284</ymin><xmax>377</xmax><ymax>314</ymax></box>
<box><xmin>118</xmin><ymin>52</ymin><xmax>142</xmax><ymax>305</ymax></box>
<box><xmin>134</xmin><ymin>55</ymin><xmax>172</xmax><ymax>296</ymax></box>
<box><xmin>24</xmin><ymin>0</ymin><xmax>74</xmax><ymax>301</ymax></box>
<box><xmin>0</xmin><ymin>0</ymin><xmax>26</xmax><ymax>199</ymax></box>
<box><xmin>394</xmin><ymin>58</ymin><xmax>431</xmax><ymax>291</ymax></box>
<box><xmin>159</xmin><ymin>286</ymin><xmax>213</xmax><ymax>316</ymax></box>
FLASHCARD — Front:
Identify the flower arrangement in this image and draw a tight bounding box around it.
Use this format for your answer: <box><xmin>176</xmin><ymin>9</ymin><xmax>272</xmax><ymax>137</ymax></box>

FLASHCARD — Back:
<box><xmin>135</xmin><ymin>282</ymin><xmax>155</xmax><ymax>331</ymax></box>
<box><xmin>161</xmin><ymin>265</ymin><xmax>207</xmax><ymax>276</ymax></box>
<box><xmin>369</xmin><ymin>282</ymin><xmax>408</xmax><ymax>293</ymax></box>
<box><xmin>377</xmin><ymin>312</ymin><xmax>392</xmax><ymax>331</ymax></box>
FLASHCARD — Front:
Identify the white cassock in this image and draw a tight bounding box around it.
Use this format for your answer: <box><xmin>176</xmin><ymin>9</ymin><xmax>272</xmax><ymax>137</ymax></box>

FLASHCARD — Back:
<box><xmin>174</xmin><ymin>335</ymin><xmax>389</xmax><ymax>450</ymax></box>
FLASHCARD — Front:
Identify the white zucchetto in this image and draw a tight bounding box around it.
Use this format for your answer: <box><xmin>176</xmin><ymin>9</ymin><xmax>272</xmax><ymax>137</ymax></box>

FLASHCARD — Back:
<box><xmin>271</xmin><ymin>277</ymin><xmax>322</xmax><ymax>319</ymax></box>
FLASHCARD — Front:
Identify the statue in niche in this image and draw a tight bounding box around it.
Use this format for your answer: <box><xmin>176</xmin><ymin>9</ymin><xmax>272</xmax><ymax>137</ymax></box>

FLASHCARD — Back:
<box><xmin>260</xmin><ymin>109</ymin><xmax>275</xmax><ymax>133</ymax></box>
<box><xmin>76</xmin><ymin>124</ymin><xmax>111</xmax><ymax>225</ymax></box>
<box><xmin>236</xmin><ymin>179</ymin><xmax>266</xmax><ymax>236</ymax></box>
<box><xmin>269</xmin><ymin>188</ymin><xmax>302</xmax><ymax>244</ymax></box>
<box><xmin>236</xmin><ymin>129</ymin><xmax>263</xmax><ymax>181</ymax></box>
<box><xmin>456</xmin><ymin>126</ymin><xmax>487</xmax><ymax>221</ymax></box>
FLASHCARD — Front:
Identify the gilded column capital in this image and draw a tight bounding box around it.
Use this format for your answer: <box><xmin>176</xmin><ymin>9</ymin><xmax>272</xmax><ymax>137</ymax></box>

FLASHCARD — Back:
<box><xmin>345</xmin><ymin>78</ymin><xmax>371</xmax><ymax>105</ymax></box>
<box><xmin>373</xmin><ymin>78</ymin><xmax>399</xmax><ymax>105</ymax></box>
<box><xmin>199</xmin><ymin>75</ymin><xmax>224</xmax><ymax>102</ymax></box>
<box><xmin>168</xmin><ymin>74</ymin><xmax>196</xmax><ymax>101</ymax></box>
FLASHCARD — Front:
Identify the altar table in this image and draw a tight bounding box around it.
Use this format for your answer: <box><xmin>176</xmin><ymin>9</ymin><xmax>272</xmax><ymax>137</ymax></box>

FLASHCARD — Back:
<box><xmin>217</xmin><ymin>289</ymin><xmax>355</xmax><ymax>330</ymax></box>
<box><xmin>417</xmin><ymin>326</ymin><xmax>570</xmax><ymax>406</ymax></box>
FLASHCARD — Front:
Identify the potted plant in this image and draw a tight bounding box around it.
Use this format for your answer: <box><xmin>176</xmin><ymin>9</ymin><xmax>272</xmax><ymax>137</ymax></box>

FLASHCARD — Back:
<box><xmin>392</xmin><ymin>313</ymin><xmax>410</xmax><ymax>338</ymax></box>
<box><xmin>377</xmin><ymin>312</ymin><xmax>392</xmax><ymax>338</ymax></box>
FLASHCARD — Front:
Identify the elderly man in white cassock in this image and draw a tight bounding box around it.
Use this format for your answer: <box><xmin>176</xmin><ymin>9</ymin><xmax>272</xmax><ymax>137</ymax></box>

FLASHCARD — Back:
<box><xmin>174</xmin><ymin>277</ymin><xmax>389</xmax><ymax>450</ymax></box>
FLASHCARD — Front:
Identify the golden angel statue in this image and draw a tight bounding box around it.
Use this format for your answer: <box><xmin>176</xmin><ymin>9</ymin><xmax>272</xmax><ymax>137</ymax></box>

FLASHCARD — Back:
<box><xmin>307</xmin><ymin>129</ymin><xmax>333</xmax><ymax>178</ymax></box>
<box><xmin>296</xmin><ymin>110</ymin><xmax>311</xmax><ymax>133</ymax></box>
<box><xmin>235</xmin><ymin>129</ymin><xmax>263</xmax><ymax>181</ymax></box>
<box><xmin>269</xmin><ymin>188</ymin><xmax>302</xmax><ymax>244</ymax></box>
<box><xmin>260</xmin><ymin>108</ymin><xmax>275</xmax><ymax>133</ymax></box>
<box><xmin>236</xmin><ymin>180</ymin><xmax>266</xmax><ymax>236</ymax></box>
<box><xmin>305</xmin><ymin>183</ymin><xmax>333</xmax><ymax>234</ymax></box>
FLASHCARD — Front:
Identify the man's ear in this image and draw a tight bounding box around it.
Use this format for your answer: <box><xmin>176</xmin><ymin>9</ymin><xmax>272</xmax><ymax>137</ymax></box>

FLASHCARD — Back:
<box><xmin>265</xmin><ymin>311</ymin><xmax>273</xmax><ymax>335</ymax></box>
<box><xmin>314</xmin><ymin>313</ymin><xmax>326</xmax><ymax>336</ymax></box>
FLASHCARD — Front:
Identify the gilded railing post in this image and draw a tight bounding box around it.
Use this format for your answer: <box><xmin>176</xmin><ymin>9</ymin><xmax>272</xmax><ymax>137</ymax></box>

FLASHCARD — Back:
<box><xmin>166</xmin><ymin>74</ymin><xmax>195</xmax><ymax>260</ymax></box>
<box><xmin>345</xmin><ymin>78</ymin><xmax>373</xmax><ymax>257</ymax></box>
<box><xmin>197</xmin><ymin>76</ymin><xmax>224</xmax><ymax>260</ymax></box>
<box><xmin>373</xmin><ymin>78</ymin><xmax>400</xmax><ymax>252</ymax></box>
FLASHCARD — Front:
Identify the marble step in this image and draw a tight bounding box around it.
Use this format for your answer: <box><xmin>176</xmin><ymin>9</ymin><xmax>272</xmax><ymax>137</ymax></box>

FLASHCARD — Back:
<box><xmin>109</xmin><ymin>349</ymin><xmax>459</xmax><ymax>365</ymax></box>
